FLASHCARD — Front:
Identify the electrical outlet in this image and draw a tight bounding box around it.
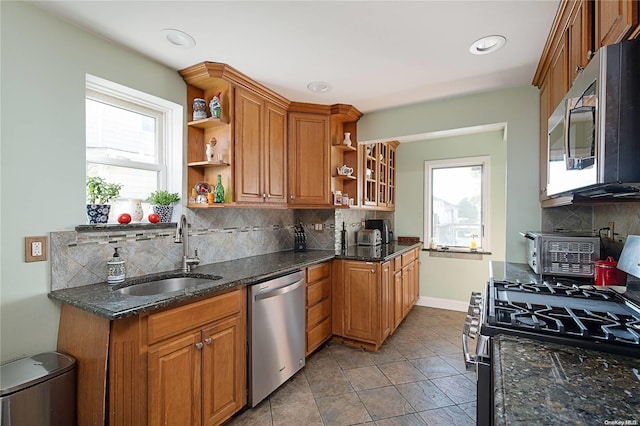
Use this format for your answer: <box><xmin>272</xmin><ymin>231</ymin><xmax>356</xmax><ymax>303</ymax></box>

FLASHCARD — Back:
<box><xmin>25</xmin><ymin>236</ymin><xmax>47</xmax><ymax>262</ymax></box>
<box><xmin>314</xmin><ymin>223</ymin><xmax>324</xmax><ymax>232</ymax></box>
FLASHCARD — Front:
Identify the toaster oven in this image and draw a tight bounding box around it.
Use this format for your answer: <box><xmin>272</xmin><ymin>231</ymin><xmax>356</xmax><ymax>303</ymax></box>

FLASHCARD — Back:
<box><xmin>522</xmin><ymin>231</ymin><xmax>601</xmax><ymax>277</ymax></box>
<box><xmin>357</xmin><ymin>229</ymin><xmax>382</xmax><ymax>246</ymax></box>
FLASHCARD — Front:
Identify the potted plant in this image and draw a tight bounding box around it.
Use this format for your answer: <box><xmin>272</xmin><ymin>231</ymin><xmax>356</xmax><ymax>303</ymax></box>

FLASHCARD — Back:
<box><xmin>146</xmin><ymin>190</ymin><xmax>180</xmax><ymax>222</ymax></box>
<box><xmin>86</xmin><ymin>176</ymin><xmax>123</xmax><ymax>224</ymax></box>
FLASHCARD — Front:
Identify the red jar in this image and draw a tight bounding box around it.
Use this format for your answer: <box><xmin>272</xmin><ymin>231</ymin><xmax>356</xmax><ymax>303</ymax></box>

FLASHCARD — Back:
<box><xmin>594</xmin><ymin>256</ymin><xmax>627</xmax><ymax>286</ymax></box>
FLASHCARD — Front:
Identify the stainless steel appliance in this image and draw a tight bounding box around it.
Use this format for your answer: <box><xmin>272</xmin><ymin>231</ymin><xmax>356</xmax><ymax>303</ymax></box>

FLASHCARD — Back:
<box><xmin>247</xmin><ymin>270</ymin><xmax>305</xmax><ymax>407</ymax></box>
<box><xmin>522</xmin><ymin>231</ymin><xmax>601</xmax><ymax>277</ymax></box>
<box><xmin>357</xmin><ymin>229</ymin><xmax>382</xmax><ymax>246</ymax></box>
<box><xmin>463</xmin><ymin>261</ymin><xmax>640</xmax><ymax>425</ymax></box>
<box><xmin>364</xmin><ymin>219</ymin><xmax>392</xmax><ymax>244</ymax></box>
<box><xmin>547</xmin><ymin>37</ymin><xmax>640</xmax><ymax>198</ymax></box>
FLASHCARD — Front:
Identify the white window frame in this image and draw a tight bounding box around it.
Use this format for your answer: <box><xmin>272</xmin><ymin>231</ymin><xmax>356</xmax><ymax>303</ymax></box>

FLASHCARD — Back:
<box><xmin>424</xmin><ymin>156</ymin><xmax>491</xmax><ymax>251</ymax></box>
<box><xmin>85</xmin><ymin>74</ymin><xmax>182</xmax><ymax>201</ymax></box>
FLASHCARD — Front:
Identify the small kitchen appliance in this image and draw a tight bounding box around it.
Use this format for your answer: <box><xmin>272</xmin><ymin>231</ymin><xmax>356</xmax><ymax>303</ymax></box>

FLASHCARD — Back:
<box><xmin>522</xmin><ymin>231</ymin><xmax>600</xmax><ymax>277</ymax></box>
<box><xmin>364</xmin><ymin>219</ymin><xmax>392</xmax><ymax>244</ymax></box>
<box><xmin>357</xmin><ymin>229</ymin><xmax>382</xmax><ymax>246</ymax></box>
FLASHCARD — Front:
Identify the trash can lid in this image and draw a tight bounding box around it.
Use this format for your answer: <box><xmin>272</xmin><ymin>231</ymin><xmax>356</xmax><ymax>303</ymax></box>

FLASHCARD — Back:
<box><xmin>0</xmin><ymin>351</ymin><xmax>76</xmax><ymax>396</ymax></box>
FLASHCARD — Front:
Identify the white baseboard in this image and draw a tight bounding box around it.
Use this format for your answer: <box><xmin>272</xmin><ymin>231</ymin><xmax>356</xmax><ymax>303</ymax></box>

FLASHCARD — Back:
<box><xmin>416</xmin><ymin>296</ymin><xmax>468</xmax><ymax>312</ymax></box>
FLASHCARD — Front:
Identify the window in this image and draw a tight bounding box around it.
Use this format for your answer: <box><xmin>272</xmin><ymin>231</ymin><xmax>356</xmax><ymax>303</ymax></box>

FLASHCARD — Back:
<box><xmin>85</xmin><ymin>75</ymin><xmax>182</xmax><ymax>219</ymax></box>
<box><xmin>424</xmin><ymin>156</ymin><xmax>490</xmax><ymax>250</ymax></box>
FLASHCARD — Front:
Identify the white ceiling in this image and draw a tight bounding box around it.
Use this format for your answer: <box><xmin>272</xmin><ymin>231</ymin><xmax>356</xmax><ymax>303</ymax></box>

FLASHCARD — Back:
<box><xmin>32</xmin><ymin>0</ymin><xmax>559</xmax><ymax>113</ymax></box>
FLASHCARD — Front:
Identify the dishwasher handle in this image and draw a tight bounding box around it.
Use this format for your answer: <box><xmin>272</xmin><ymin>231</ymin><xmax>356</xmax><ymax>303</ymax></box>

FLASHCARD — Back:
<box><xmin>254</xmin><ymin>279</ymin><xmax>304</xmax><ymax>301</ymax></box>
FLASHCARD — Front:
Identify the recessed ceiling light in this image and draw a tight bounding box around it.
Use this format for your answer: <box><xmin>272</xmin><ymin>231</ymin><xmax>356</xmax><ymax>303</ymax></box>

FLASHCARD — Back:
<box><xmin>161</xmin><ymin>29</ymin><xmax>196</xmax><ymax>49</ymax></box>
<box><xmin>469</xmin><ymin>35</ymin><xmax>506</xmax><ymax>55</ymax></box>
<box><xmin>307</xmin><ymin>81</ymin><xmax>331</xmax><ymax>93</ymax></box>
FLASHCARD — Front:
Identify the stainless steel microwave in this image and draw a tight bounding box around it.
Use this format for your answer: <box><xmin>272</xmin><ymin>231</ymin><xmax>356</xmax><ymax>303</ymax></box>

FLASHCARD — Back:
<box><xmin>546</xmin><ymin>38</ymin><xmax>640</xmax><ymax>198</ymax></box>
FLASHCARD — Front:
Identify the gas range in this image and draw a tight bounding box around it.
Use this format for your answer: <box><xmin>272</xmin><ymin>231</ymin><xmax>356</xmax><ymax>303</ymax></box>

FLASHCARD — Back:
<box><xmin>485</xmin><ymin>278</ymin><xmax>640</xmax><ymax>357</ymax></box>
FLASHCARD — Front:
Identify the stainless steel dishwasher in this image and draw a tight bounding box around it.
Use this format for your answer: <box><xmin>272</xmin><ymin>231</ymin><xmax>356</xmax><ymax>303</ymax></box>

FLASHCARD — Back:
<box><xmin>247</xmin><ymin>270</ymin><xmax>305</xmax><ymax>407</ymax></box>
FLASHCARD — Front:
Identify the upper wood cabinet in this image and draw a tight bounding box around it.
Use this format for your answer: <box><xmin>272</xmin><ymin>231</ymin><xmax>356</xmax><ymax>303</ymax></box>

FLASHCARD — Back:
<box><xmin>362</xmin><ymin>141</ymin><xmax>399</xmax><ymax>210</ymax></box>
<box><xmin>596</xmin><ymin>0</ymin><xmax>639</xmax><ymax>48</ymax></box>
<box><xmin>288</xmin><ymin>106</ymin><xmax>332</xmax><ymax>207</ymax></box>
<box><xmin>179</xmin><ymin>62</ymin><xmax>290</xmax><ymax>208</ymax></box>
<box><xmin>235</xmin><ymin>88</ymin><xmax>287</xmax><ymax>205</ymax></box>
<box><xmin>569</xmin><ymin>0</ymin><xmax>594</xmax><ymax>83</ymax></box>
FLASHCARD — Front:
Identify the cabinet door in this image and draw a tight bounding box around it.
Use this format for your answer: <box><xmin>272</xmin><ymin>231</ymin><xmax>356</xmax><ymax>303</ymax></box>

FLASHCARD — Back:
<box><xmin>343</xmin><ymin>261</ymin><xmax>379</xmax><ymax>342</ymax></box>
<box><xmin>393</xmin><ymin>271</ymin><xmax>403</xmax><ymax>331</ymax></box>
<box><xmin>411</xmin><ymin>258</ymin><xmax>420</xmax><ymax>306</ymax></box>
<box><xmin>596</xmin><ymin>0</ymin><xmax>638</xmax><ymax>48</ymax></box>
<box><xmin>235</xmin><ymin>88</ymin><xmax>264</xmax><ymax>203</ymax></box>
<box><xmin>402</xmin><ymin>265</ymin><xmax>412</xmax><ymax>319</ymax></box>
<box><xmin>569</xmin><ymin>0</ymin><xmax>593</xmax><ymax>83</ymax></box>
<box><xmin>264</xmin><ymin>102</ymin><xmax>287</xmax><ymax>204</ymax></box>
<box><xmin>549</xmin><ymin>31</ymin><xmax>569</xmax><ymax>113</ymax></box>
<box><xmin>380</xmin><ymin>261</ymin><xmax>392</xmax><ymax>341</ymax></box>
<box><xmin>148</xmin><ymin>331</ymin><xmax>202</xmax><ymax>426</ymax></box>
<box><xmin>288</xmin><ymin>112</ymin><xmax>331</xmax><ymax>206</ymax></box>
<box><xmin>201</xmin><ymin>315</ymin><xmax>245</xmax><ymax>426</ymax></box>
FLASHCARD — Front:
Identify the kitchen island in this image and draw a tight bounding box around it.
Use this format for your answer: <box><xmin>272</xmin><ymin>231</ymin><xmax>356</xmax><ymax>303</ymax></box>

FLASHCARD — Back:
<box><xmin>494</xmin><ymin>334</ymin><xmax>640</xmax><ymax>424</ymax></box>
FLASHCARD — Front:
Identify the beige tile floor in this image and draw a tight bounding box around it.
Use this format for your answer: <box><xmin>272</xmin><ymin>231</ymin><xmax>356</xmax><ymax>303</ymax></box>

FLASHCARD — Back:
<box><xmin>228</xmin><ymin>306</ymin><xmax>476</xmax><ymax>426</ymax></box>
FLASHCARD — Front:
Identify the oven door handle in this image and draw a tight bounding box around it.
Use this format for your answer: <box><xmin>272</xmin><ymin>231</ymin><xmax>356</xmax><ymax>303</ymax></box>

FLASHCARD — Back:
<box><xmin>462</xmin><ymin>331</ymin><xmax>477</xmax><ymax>370</ymax></box>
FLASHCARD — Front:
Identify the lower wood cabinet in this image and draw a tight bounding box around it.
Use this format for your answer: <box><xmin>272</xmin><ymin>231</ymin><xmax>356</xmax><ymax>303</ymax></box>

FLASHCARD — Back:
<box><xmin>57</xmin><ymin>287</ymin><xmax>246</xmax><ymax>426</ymax></box>
<box><xmin>305</xmin><ymin>261</ymin><xmax>332</xmax><ymax>355</ymax></box>
<box><xmin>332</xmin><ymin>249</ymin><xmax>419</xmax><ymax>351</ymax></box>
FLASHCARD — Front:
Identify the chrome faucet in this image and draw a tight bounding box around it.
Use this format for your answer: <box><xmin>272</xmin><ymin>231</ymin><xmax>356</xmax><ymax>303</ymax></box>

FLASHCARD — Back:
<box><xmin>175</xmin><ymin>214</ymin><xmax>200</xmax><ymax>272</ymax></box>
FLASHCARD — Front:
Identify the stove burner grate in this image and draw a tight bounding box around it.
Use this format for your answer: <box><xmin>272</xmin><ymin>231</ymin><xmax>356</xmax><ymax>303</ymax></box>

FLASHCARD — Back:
<box><xmin>497</xmin><ymin>279</ymin><xmax>614</xmax><ymax>300</ymax></box>
<box><xmin>494</xmin><ymin>301</ymin><xmax>640</xmax><ymax>346</ymax></box>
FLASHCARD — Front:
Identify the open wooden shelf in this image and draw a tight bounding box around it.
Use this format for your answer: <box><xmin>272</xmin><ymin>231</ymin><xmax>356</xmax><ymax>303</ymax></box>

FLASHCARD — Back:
<box><xmin>187</xmin><ymin>117</ymin><xmax>229</xmax><ymax>129</ymax></box>
<box><xmin>187</xmin><ymin>161</ymin><xmax>230</xmax><ymax>168</ymax></box>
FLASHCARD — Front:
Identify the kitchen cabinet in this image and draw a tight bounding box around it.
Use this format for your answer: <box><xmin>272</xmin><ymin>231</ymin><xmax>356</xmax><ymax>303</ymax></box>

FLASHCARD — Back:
<box><xmin>287</xmin><ymin>106</ymin><xmax>332</xmax><ymax>207</ymax></box>
<box><xmin>596</xmin><ymin>0</ymin><xmax>638</xmax><ymax>48</ymax></box>
<box><xmin>362</xmin><ymin>141</ymin><xmax>399</xmax><ymax>210</ymax></box>
<box><xmin>179</xmin><ymin>62</ymin><xmax>290</xmax><ymax>208</ymax></box>
<box><xmin>569</xmin><ymin>0</ymin><xmax>593</xmax><ymax>84</ymax></box>
<box><xmin>330</xmin><ymin>105</ymin><xmax>362</xmax><ymax>207</ymax></box>
<box><xmin>57</xmin><ymin>287</ymin><xmax>246</xmax><ymax>426</ymax></box>
<box><xmin>305</xmin><ymin>261</ymin><xmax>332</xmax><ymax>355</ymax></box>
<box><xmin>332</xmin><ymin>249</ymin><xmax>418</xmax><ymax>351</ymax></box>
<box><xmin>235</xmin><ymin>87</ymin><xmax>287</xmax><ymax>205</ymax></box>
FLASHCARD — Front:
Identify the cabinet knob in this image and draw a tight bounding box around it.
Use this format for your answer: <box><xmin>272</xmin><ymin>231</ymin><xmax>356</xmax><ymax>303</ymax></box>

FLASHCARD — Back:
<box><xmin>195</xmin><ymin>342</ymin><xmax>203</xmax><ymax>350</ymax></box>
<box><xmin>371</xmin><ymin>269</ymin><xmax>375</xmax><ymax>273</ymax></box>
<box><xmin>262</xmin><ymin>193</ymin><xmax>267</xmax><ymax>199</ymax></box>
<box><xmin>267</xmin><ymin>194</ymin><xmax>271</xmax><ymax>198</ymax></box>
<box><xmin>204</xmin><ymin>337</ymin><xmax>212</xmax><ymax>345</ymax></box>
<box><xmin>587</xmin><ymin>50</ymin><xmax>594</xmax><ymax>60</ymax></box>
<box><xmin>290</xmin><ymin>195</ymin><xmax>295</xmax><ymax>199</ymax></box>
<box><xmin>575</xmin><ymin>65</ymin><xmax>584</xmax><ymax>74</ymax></box>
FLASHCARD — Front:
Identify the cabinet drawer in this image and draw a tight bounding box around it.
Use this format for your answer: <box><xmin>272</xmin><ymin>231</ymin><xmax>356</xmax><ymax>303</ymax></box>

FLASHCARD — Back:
<box><xmin>402</xmin><ymin>250</ymin><xmax>416</xmax><ymax>267</ymax></box>
<box><xmin>307</xmin><ymin>277</ymin><xmax>331</xmax><ymax>307</ymax></box>
<box><xmin>307</xmin><ymin>262</ymin><xmax>330</xmax><ymax>283</ymax></box>
<box><xmin>307</xmin><ymin>298</ymin><xmax>331</xmax><ymax>329</ymax></box>
<box><xmin>306</xmin><ymin>316</ymin><xmax>331</xmax><ymax>354</ymax></box>
<box><xmin>147</xmin><ymin>289</ymin><xmax>242</xmax><ymax>345</ymax></box>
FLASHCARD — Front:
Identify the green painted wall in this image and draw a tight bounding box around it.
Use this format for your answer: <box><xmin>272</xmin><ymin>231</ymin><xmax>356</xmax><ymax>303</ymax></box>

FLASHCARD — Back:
<box><xmin>0</xmin><ymin>2</ymin><xmax>186</xmax><ymax>362</ymax></box>
<box><xmin>358</xmin><ymin>86</ymin><xmax>541</xmax><ymax>302</ymax></box>
<box><xmin>395</xmin><ymin>131</ymin><xmax>506</xmax><ymax>301</ymax></box>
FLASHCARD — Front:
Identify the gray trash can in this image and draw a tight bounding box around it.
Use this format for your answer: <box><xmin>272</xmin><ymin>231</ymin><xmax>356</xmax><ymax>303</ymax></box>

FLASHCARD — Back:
<box><xmin>0</xmin><ymin>351</ymin><xmax>76</xmax><ymax>426</ymax></box>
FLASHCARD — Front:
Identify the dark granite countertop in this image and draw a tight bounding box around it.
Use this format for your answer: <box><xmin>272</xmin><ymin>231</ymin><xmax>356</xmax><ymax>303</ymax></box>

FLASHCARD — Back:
<box><xmin>48</xmin><ymin>249</ymin><xmax>335</xmax><ymax>320</ymax></box>
<box><xmin>334</xmin><ymin>242</ymin><xmax>421</xmax><ymax>262</ymax></box>
<box><xmin>494</xmin><ymin>334</ymin><xmax>640</xmax><ymax>425</ymax></box>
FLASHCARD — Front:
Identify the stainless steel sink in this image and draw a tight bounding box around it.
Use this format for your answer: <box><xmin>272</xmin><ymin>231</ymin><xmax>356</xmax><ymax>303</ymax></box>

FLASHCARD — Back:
<box><xmin>116</xmin><ymin>276</ymin><xmax>222</xmax><ymax>296</ymax></box>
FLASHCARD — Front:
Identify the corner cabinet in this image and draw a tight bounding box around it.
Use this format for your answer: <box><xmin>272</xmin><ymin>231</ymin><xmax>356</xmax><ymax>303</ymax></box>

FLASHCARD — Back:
<box><xmin>56</xmin><ymin>287</ymin><xmax>247</xmax><ymax>426</ymax></box>
<box><xmin>179</xmin><ymin>62</ymin><xmax>290</xmax><ymax>208</ymax></box>
<box><xmin>287</xmin><ymin>105</ymin><xmax>332</xmax><ymax>207</ymax></box>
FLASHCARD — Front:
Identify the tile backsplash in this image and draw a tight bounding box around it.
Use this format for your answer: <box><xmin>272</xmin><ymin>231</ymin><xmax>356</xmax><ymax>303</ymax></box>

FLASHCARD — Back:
<box><xmin>50</xmin><ymin>208</ymin><xmax>342</xmax><ymax>290</ymax></box>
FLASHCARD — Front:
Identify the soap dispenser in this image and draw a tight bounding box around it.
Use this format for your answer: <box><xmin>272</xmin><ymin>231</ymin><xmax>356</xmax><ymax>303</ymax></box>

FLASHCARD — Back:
<box><xmin>107</xmin><ymin>247</ymin><xmax>126</xmax><ymax>284</ymax></box>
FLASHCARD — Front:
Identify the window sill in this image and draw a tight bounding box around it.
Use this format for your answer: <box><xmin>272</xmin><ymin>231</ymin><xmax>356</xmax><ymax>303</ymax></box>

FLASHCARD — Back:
<box><xmin>76</xmin><ymin>223</ymin><xmax>176</xmax><ymax>233</ymax></box>
<box><xmin>425</xmin><ymin>247</ymin><xmax>491</xmax><ymax>260</ymax></box>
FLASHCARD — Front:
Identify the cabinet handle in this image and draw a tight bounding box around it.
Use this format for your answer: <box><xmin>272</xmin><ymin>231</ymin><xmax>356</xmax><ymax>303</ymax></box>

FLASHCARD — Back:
<box><xmin>290</xmin><ymin>195</ymin><xmax>295</xmax><ymax>199</ymax></box>
<box><xmin>371</xmin><ymin>269</ymin><xmax>375</xmax><ymax>273</ymax></box>
<box><xmin>587</xmin><ymin>50</ymin><xmax>594</xmax><ymax>60</ymax></box>
<box><xmin>267</xmin><ymin>194</ymin><xmax>271</xmax><ymax>198</ymax></box>
<box><xmin>204</xmin><ymin>337</ymin><xmax>212</xmax><ymax>345</ymax></box>
<box><xmin>195</xmin><ymin>342</ymin><xmax>203</xmax><ymax>350</ymax></box>
<box><xmin>262</xmin><ymin>193</ymin><xmax>267</xmax><ymax>199</ymax></box>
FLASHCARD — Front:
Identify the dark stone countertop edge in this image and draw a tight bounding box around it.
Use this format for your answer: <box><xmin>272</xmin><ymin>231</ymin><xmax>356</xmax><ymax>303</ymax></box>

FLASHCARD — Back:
<box><xmin>334</xmin><ymin>242</ymin><xmax>422</xmax><ymax>262</ymax></box>
<box><xmin>48</xmin><ymin>250</ymin><xmax>336</xmax><ymax>321</ymax></box>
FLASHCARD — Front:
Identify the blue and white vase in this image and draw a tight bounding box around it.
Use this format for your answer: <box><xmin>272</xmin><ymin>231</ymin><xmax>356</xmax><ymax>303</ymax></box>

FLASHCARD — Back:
<box><xmin>152</xmin><ymin>205</ymin><xmax>174</xmax><ymax>223</ymax></box>
<box><xmin>87</xmin><ymin>204</ymin><xmax>111</xmax><ymax>224</ymax></box>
